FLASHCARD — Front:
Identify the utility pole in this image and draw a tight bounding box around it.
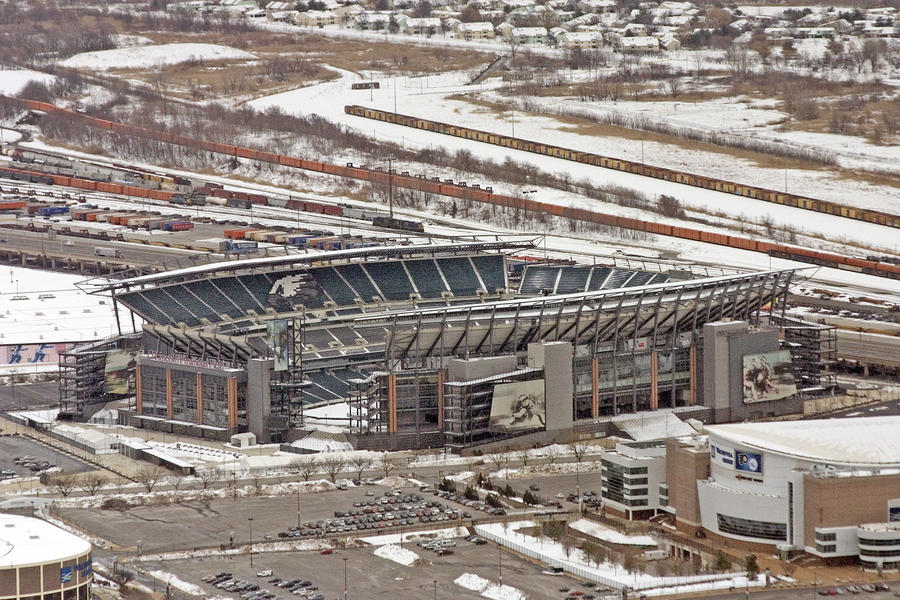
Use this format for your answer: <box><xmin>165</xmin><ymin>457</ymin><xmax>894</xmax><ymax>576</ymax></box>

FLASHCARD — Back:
<box><xmin>386</xmin><ymin>157</ymin><xmax>396</xmax><ymax>219</ymax></box>
<box><xmin>248</xmin><ymin>517</ymin><xmax>254</xmax><ymax>566</ymax></box>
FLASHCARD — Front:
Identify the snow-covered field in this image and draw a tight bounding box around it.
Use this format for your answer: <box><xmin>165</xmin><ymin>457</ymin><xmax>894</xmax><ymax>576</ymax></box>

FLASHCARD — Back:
<box><xmin>474</xmin><ymin>520</ymin><xmax>762</xmax><ymax>593</ymax></box>
<box><xmin>246</xmin><ymin>69</ymin><xmax>900</xmax><ymax>255</ymax></box>
<box><xmin>59</xmin><ymin>43</ymin><xmax>256</xmax><ymax>70</ymax></box>
<box><xmin>568</xmin><ymin>519</ymin><xmax>657</xmax><ymax>547</ymax></box>
<box><xmin>0</xmin><ymin>69</ymin><xmax>56</xmax><ymax>96</ymax></box>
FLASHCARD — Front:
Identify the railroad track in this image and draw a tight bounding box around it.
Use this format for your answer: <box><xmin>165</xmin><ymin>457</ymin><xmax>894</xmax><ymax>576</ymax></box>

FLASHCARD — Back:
<box><xmin>343</xmin><ymin>104</ymin><xmax>899</xmax><ymax>230</ymax></box>
<box><xmin>5</xmin><ymin>96</ymin><xmax>899</xmax><ymax>280</ymax></box>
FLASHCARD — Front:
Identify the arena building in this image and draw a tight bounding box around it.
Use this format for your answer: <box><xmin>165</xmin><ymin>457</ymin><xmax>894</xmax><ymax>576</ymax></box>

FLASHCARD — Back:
<box><xmin>60</xmin><ymin>237</ymin><xmax>832</xmax><ymax>451</ymax></box>
<box><xmin>667</xmin><ymin>416</ymin><xmax>900</xmax><ymax>569</ymax></box>
<box><xmin>0</xmin><ymin>514</ymin><xmax>93</xmax><ymax>600</ymax></box>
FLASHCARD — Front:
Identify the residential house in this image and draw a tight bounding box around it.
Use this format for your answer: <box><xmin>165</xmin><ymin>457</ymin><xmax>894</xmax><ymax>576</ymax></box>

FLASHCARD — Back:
<box><xmin>398</xmin><ymin>16</ymin><xmax>442</xmax><ymax>34</ymax></box>
<box><xmin>296</xmin><ymin>10</ymin><xmax>340</xmax><ymax>26</ymax></box>
<box><xmin>617</xmin><ymin>35</ymin><xmax>659</xmax><ymax>52</ymax></box>
<box><xmin>560</xmin><ymin>30</ymin><xmax>604</xmax><ymax>49</ymax></box>
<box><xmin>455</xmin><ymin>21</ymin><xmax>496</xmax><ymax>39</ymax></box>
<box><xmin>577</xmin><ymin>0</ymin><xmax>617</xmax><ymax>14</ymax></box>
<box><xmin>509</xmin><ymin>26</ymin><xmax>548</xmax><ymax>44</ymax></box>
<box><xmin>355</xmin><ymin>11</ymin><xmax>391</xmax><ymax>29</ymax></box>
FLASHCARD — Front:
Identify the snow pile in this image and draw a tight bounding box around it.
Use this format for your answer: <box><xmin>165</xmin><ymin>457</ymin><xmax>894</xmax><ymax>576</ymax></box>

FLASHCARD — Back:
<box><xmin>444</xmin><ymin>471</ymin><xmax>475</xmax><ymax>483</ymax></box>
<box><xmin>137</xmin><ymin>539</ymin><xmax>330</xmax><ymax>562</ymax></box>
<box><xmin>373</xmin><ymin>543</ymin><xmax>420</xmax><ymax>566</ymax></box>
<box><xmin>59</xmin><ymin>43</ymin><xmax>257</xmax><ymax>70</ymax></box>
<box><xmin>0</xmin><ymin>70</ymin><xmax>56</xmax><ymax>95</ymax></box>
<box><xmin>360</xmin><ymin>526</ymin><xmax>466</xmax><ymax>546</ymax></box>
<box><xmin>53</xmin><ymin>478</ymin><xmax>338</xmax><ymax>509</ymax></box>
<box><xmin>376</xmin><ymin>475</ymin><xmax>416</xmax><ymax>488</ymax></box>
<box><xmin>569</xmin><ymin>519</ymin><xmax>657</xmax><ymax>546</ymax></box>
<box><xmin>454</xmin><ymin>573</ymin><xmax>528</xmax><ymax>600</ymax></box>
<box><xmin>147</xmin><ymin>571</ymin><xmax>204</xmax><ymax>596</ymax></box>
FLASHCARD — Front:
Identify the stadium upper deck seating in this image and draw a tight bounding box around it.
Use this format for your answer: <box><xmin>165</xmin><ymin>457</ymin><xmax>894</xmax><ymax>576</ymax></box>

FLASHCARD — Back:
<box><xmin>438</xmin><ymin>257</ymin><xmax>481</xmax><ymax>296</ymax></box>
<box><xmin>311</xmin><ymin>267</ymin><xmax>357</xmax><ymax>305</ymax></box>
<box><xmin>520</xmin><ymin>265</ymin><xmax>670</xmax><ymax>296</ymax></box>
<box><xmin>471</xmin><ymin>255</ymin><xmax>506</xmax><ymax>293</ymax></box>
<box><xmin>335</xmin><ymin>264</ymin><xmax>381</xmax><ymax>303</ymax></box>
<box><xmin>364</xmin><ymin>262</ymin><xmax>415</xmax><ymax>301</ymax></box>
<box><xmin>404</xmin><ymin>259</ymin><xmax>447</xmax><ymax>297</ymax></box>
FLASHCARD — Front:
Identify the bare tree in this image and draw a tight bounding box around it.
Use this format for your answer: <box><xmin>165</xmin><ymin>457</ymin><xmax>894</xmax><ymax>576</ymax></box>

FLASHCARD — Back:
<box><xmin>78</xmin><ymin>473</ymin><xmax>107</xmax><ymax>496</ymax></box>
<box><xmin>198</xmin><ymin>469</ymin><xmax>219</xmax><ymax>490</ymax></box>
<box><xmin>350</xmin><ymin>456</ymin><xmax>373</xmax><ymax>482</ymax></box>
<box><xmin>487</xmin><ymin>451</ymin><xmax>509</xmax><ymax>473</ymax></box>
<box><xmin>134</xmin><ymin>465</ymin><xmax>166</xmax><ymax>493</ymax></box>
<box><xmin>320</xmin><ymin>456</ymin><xmax>347</xmax><ymax>483</ymax></box>
<box><xmin>545</xmin><ymin>446</ymin><xmax>560</xmax><ymax>466</ymax></box>
<box><xmin>380</xmin><ymin>454</ymin><xmax>398</xmax><ymax>478</ymax></box>
<box><xmin>291</xmin><ymin>456</ymin><xmax>317</xmax><ymax>481</ymax></box>
<box><xmin>515</xmin><ymin>449</ymin><xmax>530</xmax><ymax>467</ymax></box>
<box><xmin>167</xmin><ymin>475</ymin><xmax>185</xmax><ymax>491</ymax></box>
<box><xmin>568</xmin><ymin>441</ymin><xmax>590</xmax><ymax>463</ymax></box>
<box><xmin>54</xmin><ymin>473</ymin><xmax>78</xmax><ymax>497</ymax></box>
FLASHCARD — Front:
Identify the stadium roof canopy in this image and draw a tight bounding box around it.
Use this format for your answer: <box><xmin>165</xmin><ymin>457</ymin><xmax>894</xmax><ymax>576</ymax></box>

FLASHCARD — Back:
<box><xmin>84</xmin><ymin>238</ymin><xmax>538</xmax><ymax>293</ymax></box>
<box><xmin>706</xmin><ymin>415</ymin><xmax>900</xmax><ymax>467</ymax></box>
<box><xmin>371</xmin><ymin>269</ymin><xmax>804</xmax><ymax>361</ymax></box>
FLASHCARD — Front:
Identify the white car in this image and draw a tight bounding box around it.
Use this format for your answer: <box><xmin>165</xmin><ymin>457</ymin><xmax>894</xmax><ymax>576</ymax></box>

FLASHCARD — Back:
<box><xmin>256</xmin><ymin>570</ymin><xmax>272</xmax><ymax>578</ymax></box>
<box><xmin>64</xmin><ymin>240</ymin><xmax>74</xmax><ymax>246</ymax></box>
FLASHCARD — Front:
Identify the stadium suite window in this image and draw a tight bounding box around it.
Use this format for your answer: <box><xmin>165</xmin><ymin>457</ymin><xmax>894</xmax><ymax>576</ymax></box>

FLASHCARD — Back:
<box><xmin>816</xmin><ymin>531</ymin><xmax>837</xmax><ymax>542</ymax></box>
<box><xmin>717</xmin><ymin>513</ymin><xmax>786</xmax><ymax>541</ymax></box>
<box><xmin>815</xmin><ymin>543</ymin><xmax>837</xmax><ymax>553</ymax></box>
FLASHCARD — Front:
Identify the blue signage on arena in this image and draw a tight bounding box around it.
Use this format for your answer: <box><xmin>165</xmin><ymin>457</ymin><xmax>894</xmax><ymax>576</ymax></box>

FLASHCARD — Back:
<box><xmin>710</xmin><ymin>444</ymin><xmax>734</xmax><ymax>465</ymax></box>
<box><xmin>736</xmin><ymin>452</ymin><xmax>763</xmax><ymax>473</ymax></box>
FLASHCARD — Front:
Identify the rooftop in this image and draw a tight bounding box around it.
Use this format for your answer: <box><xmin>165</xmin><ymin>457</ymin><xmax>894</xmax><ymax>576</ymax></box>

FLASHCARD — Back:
<box><xmin>0</xmin><ymin>514</ymin><xmax>92</xmax><ymax>567</ymax></box>
<box><xmin>706</xmin><ymin>416</ymin><xmax>900</xmax><ymax>467</ymax></box>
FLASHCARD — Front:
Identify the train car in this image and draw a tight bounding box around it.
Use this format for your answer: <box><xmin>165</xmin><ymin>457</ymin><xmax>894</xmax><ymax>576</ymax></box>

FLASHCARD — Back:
<box><xmin>371</xmin><ymin>215</ymin><xmax>425</xmax><ymax>232</ymax></box>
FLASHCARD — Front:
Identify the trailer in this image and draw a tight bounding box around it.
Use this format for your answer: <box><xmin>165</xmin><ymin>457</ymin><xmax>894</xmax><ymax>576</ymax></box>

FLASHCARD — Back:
<box><xmin>94</xmin><ymin>247</ymin><xmax>122</xmax><ymax>258</ymax></box>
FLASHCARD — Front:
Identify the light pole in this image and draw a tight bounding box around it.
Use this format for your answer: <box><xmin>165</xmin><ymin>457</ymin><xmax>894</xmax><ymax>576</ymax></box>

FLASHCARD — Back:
<box><xmin>433</xmin><ymin>579</ymin><xmax>437</xmax><ymax>600</ymax></box>
<box><xmin>498</xmin><ymin>543</ymin><xmax>502</xmax><ymax>588</ymax></box>
<box><xmin>248</xmin><ymin>517</ymin><xmax>254</xmax><ymax>566</ymax></box>
<box><xmin>343</xmin><ymin>556</ymin><xmax>349</xmax><ymax>600</ymax></box>
<box><xmin>297</xmin><ymin>487</ymin><xmax>301</xmax><ymax>529</ymax></box>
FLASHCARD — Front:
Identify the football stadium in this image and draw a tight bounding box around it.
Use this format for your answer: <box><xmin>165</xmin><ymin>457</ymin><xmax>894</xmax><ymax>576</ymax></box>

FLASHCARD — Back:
<box><xmin>58</xmin><ymin>237</ymin><xmax>828</xmax><ymax>451</ymax></box>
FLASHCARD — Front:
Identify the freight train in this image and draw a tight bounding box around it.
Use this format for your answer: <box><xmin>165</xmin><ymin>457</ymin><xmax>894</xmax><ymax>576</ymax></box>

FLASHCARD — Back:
<box><xmin>4</xmin><ymin>97</ymin><xmax>898</xmax><ymax>280</ymax></box>
<box><xmin>343</xmin><ymin>105</ymin><xmax>898</xmax><ymax>230</ymax></box>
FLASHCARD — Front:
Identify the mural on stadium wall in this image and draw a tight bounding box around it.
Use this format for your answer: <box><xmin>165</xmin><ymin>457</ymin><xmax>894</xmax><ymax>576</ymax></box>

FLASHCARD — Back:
<box><xmin>104</xmin><ymin>350</ymin><xmax>137</xmax><ymax>395</ymax></box>
<box><xmin>268</xmin><ymin>319</ymin><xmax>290</xmax><ymax>372</ymax></box>
<box><xmin>1</xmin><ymin>343</ymin><xmax>72</xmax><ymax>368</ymax></box>
<box><xmin>489</xmin><ymin>379</ymin><xmax>546</xmax><ymax>432</ymax></box>
<box><xmin>742</xmin><ymin>350</ymin><xmax>797</xmax><ymax>404</ymax></box>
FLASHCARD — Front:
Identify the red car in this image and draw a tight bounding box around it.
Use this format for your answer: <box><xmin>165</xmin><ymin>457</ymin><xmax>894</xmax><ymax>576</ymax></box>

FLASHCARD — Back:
<box><xmin>320</xmin><ymin>549</ymin><xmax>333</xmax><ymax>555</ymax></box>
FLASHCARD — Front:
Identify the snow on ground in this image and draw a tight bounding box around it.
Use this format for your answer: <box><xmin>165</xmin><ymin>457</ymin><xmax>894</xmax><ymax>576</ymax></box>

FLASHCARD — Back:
<box><xmin>360</xmin><ymin>526</ymin><xmax>466</xmax><ymax>546</ymax></box>
<box><xmin>147</xmin><ymin>571</ymin><xmax>204</xmax><ymax>596</ymax></box>
<box><xmin>0</xmin><ymin>70</ymin><xmax>56</xmax><ymax>96</ymax></box>
<box><xmin>112</xmin><ymin>34</ymin><xmax>154</xmax><ymax>47</ymax></box>
<box><xmin>373</xmin><ymin>543</ymin><xmax>420</xmax><ymax>566</ymax></box>
<box><xmin>0</xmin><ymin>265</ymin><xmax>120</xmax><ymax>344</ymax></box>
<box><xmin>136</xmin><ymin>538</ymin><xmax>329</xmax><ymax>563</ymax></box>
<box><xmin>59</xmin><ymin>43</ymin><xmax>257</xmax><ymax>70</ymax></box>
<box><xmin>247</xmin><ymin>69</ymin><xmax>900</xmax><ymax>253</ymax></box>
<box><xmin>569</xmin><ymin>519</ymin><xmax>657</xmax><ymax>546</ymax></box>
<box><xmin>475</xmin><ymin>520</ymin><xmax>755</xmax><ymax>592</ymax></box>
<box><xmin>454</xmin><ymin>573</ymin><xmax>528</xmax><ymax>600</ymax></box>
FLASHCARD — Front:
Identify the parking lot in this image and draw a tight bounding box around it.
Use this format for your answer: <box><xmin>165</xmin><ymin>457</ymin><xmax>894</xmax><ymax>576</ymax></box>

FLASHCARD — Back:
<box><xmin>0</xmin><ymin>434</ymin><xmax>95</xmax><ymax>478</ymax></box>
<box><xmin>144</xmin><ymin>531</ymin><xmax>596</xmax><ymax>600</ymax></box>
<box><xmin>57</xmin><ymin>483</ymin><xmax>471</xmax><ymax>553</ymax></box>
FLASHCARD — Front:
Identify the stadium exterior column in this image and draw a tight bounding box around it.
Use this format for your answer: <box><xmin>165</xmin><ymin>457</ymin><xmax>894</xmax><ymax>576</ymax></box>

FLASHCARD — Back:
<box><xmin>437</xmin><ymin>369</ymin><xmax>445</xmax><ymax>429</ymax></box>
<box><xmin>227</xmin><ymin>377</ymin><xmax>238</xmax><ymax>429</ymax></box>
<box><xmin>135</xmin><ymin>365</ymin><xmax>143</xmax><ymax>415</ymax></box>
<box><xmin>591</xmin><ymin>358</ymin><xmax>599</xmax><ymax>418</ymax></box>
<box><xmin>196</xmin><ymin>373</ymin><xmax>203</xmax><ymax>425</ymax></box>
<box><xmin>689</xmin><ymin>347</ymin><xmax>697</xmax><ymax>405</ymax></box>
<box><xmin>165</xmin><ymin>368</ymin><xmax>173</xmax><ymax>420</ymax></box>
<box><xmin>650</xmin><ymin>351</ymin><xmax>659</xmax><ymax>410</ymax></box>
<box><xmin>388</xmin><ymin>374</ymin><xmax>397</xmax><ymax>433</ymax></box>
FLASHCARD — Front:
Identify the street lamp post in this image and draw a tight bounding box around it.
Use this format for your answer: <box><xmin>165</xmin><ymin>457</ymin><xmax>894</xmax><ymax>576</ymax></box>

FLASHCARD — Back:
<box><xmin>498</xmin><ymin>543</ymin><xmax>502</xmax><ymax>588</ymax></box>
<box><xmin>297</xmin><ymin>487</ymin><xmax>301</xmax><ymax>529</ymax></box>
<box><xmin>433</xmin><ymin>580</ymin><xmax>437</xmax><ymax>600</ymax></box>
<box><xmin>248</xmin><ymin>517</ymin><xmax>254</xmax><ymax>566</ymax></box>
<box><xmin>343</xmin><ymin>556</ymin><xmax>349</xmax><ymax>600</ymax></box>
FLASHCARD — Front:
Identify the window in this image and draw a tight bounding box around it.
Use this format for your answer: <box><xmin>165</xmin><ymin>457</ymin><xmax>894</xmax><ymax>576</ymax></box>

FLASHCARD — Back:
<box><xmin>717</xmin><ymin>514</ymin><xmax>786</xmax><ymax>541</ymax></box>
<box><xmin>858</xmin><ymin>537</ymin><xmax>900</xmax><ymax>547</ymax></box>
<box><xmin>815</xmin><ymin>543</ymin><xmax>836</xmax><ymax>553</ymax></box>
<box><xmin>816</xmin><ymin>532</ymin><xmax>837</xmax><ymax>542</ymax></box>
